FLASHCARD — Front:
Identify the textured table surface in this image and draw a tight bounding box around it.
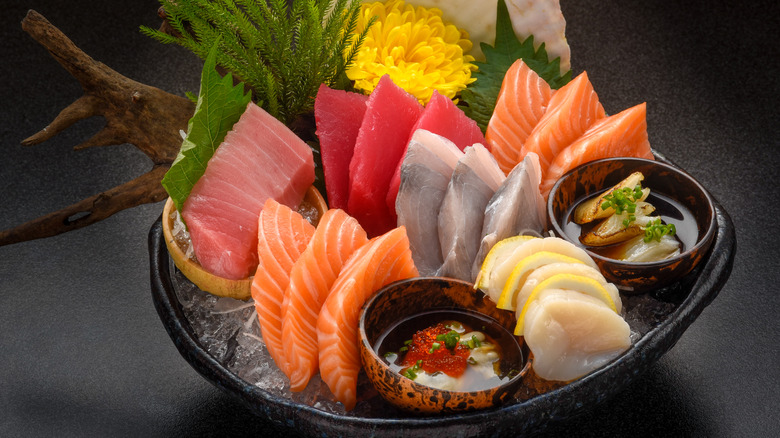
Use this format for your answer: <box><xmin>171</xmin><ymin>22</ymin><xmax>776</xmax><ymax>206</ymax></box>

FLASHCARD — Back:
<box><xmin>2</xmin><ymin>1</ymin><xmax>778</xmax><ymax>436</ymax></box>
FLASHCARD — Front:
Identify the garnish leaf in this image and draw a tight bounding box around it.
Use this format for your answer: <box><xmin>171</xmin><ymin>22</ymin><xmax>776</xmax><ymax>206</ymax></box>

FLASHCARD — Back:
<box><xmin>460</xmin><ymin>0</ymin><xmax>572</xmax><ymax>132</ymax></box>
<box><xmin>161</xmin><ymin>41</ymin><xmax>252</xmax><ymax>214</ymax></box>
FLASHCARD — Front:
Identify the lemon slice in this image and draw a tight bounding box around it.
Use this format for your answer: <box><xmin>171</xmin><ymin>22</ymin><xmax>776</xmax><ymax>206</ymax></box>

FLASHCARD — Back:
<box><xmin>514</xmin><ymin>273</ymin><xmax>618</xmax><ymax>335</ymax></box>
<box><xmin>474</xmin><ymin>235</ymin><xmax>536</xmax><ymax>292</ymax></box>
<box><xmin>483</xmin><ymin>237</ymin><xmax>598</xmax><ymax>303</ymax></box>
<box><xmin>495</xmin><ymin>252</ymin><xmax>585</xmax><ymax>311</ymax></box>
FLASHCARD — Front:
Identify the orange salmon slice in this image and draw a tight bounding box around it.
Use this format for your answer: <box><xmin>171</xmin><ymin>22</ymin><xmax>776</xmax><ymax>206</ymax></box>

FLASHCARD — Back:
<box><xmin>540</xmin><ymin>102</ymin><xmax>654</xmax><ymax>198</ymax></box>
<box><xmin>486</xmin><ymin>59</ymin><xmax>553</xmax><ymax>175</ymax></box>
<box><xmin>282</xmin><ymin>209</ymin><xmax>368</xmax><ymax>391</ymax></box>
<box><xmin>520</xmin><ymin>71</ymin><xmax>606</xmax><ymax>179</ymax></box>
<box><xmin>251</xmin><ymin>198</ymin><xmax>315</xmax><ymax>376</ymax></box>
<box><xmin>317</xmin><ymin>227</ymin><xmax>419</xmax><ymax>410</ymax></box>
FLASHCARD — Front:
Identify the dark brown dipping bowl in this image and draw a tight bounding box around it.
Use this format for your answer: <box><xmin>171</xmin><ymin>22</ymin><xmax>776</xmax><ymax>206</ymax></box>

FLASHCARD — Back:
<box><xmin>358</xmin><ymin>277</ymin><xmax>530</xmax><ymax>415</ymax></box>
<box><xmin>548</xmin><ymin>157</ymin><xmax>716</xmax><ymax>293</ymax></box>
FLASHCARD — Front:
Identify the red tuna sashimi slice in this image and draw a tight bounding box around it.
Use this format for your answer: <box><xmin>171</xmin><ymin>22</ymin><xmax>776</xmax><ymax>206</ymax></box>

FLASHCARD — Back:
<box><xmin>315</xmin><ymin>84</ymin><xmax>368</xmax><ymax>210</ymax></box>
<box><xmin>183</xmin><ymin>103</ymin><xmax>315</xmax><ymax>279</ymax></box>
<box><xmin>486</xmin><ymin>59</ymin><xmax>553</xmax><ymax>175</ymax></box>
<box><xmin>348</xmin><ymin>75</ymin><xmax>423</xmax><ymax>237</ymax></box>
<box><xmin>252</xmin><ymin>198</ymin><xmax>316</xmax><ymax>375</ymax></box>
<box><xmin>282</xmin><ymin>209</ymin><xmax>368</xmax><ymax>391</ymax></box>
<box><xmin>540</xmin><ymin>103</ymin><xmax>654</xmax><ymax>198</ymax></box>
<box><xmin>385</xmin><ymin>90</ymin><xmax>487</xmax><ymax>219</ymax></box>
<box><xmin>520</xmin><ymin>71</ymin><xmax>605</xmax><ymax>179</ymax></box>
<box><xmin>317</xmin><ymin>227</ymin><xmax>419</xmax><ymax>410</ymax></box>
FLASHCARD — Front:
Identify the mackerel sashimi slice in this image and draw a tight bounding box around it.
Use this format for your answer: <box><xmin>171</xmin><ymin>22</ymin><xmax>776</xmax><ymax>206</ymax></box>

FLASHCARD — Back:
<box><xmin>183</xmin><ymin>103</ymin><xmax>315</xmax><ymax>280</ymax></box>
<box><xmin>282</xmin><ymin>209</ymin><xmax>368</xmax><ymax>391</ymax></box>
<box><xmin>348</xmin><ymin>75</ymin><xmax>423</xmax><ymax>237</ymax></box>
<box><xmin>317</xmin><ymin>226</ymin><xmax>419</xmax><ymax>410</ymax></box>
<box><xmin>252</xmin><ymin>198</ymin><xmax>316</xmax><ymax>376</ymax></box>
<box><xmin>314</xmin><ymin>84</ymin><xmax>368</xmax><ymax>210</ymax></box>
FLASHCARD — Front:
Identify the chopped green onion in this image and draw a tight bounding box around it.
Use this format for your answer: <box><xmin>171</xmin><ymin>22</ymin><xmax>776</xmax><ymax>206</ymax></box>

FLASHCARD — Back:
<box><xmin>435</xmin><ymin>330</ymin><xmax>460</xmax><ymax>350</ymax></box>
<box><xmin>643</xmin><ymin>218</ymin><xmax>676</xmax><ymax>242</ymax></box>
<box><xmin>429</xmin><ymin>342</ymin><xmax>441</xmax><ymax>354</ymax></box>
<box><xmin>601</xmin><ymin>185</ymin><xmax>642</xmax><ymax>216</ymax></box>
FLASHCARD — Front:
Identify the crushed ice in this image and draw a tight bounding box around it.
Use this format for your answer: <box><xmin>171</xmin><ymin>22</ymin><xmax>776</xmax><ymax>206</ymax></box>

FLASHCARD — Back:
<box><xmin>171</xmin><ymin>266</ymin><xmax>682</xmax><ymax>415</ymax></box>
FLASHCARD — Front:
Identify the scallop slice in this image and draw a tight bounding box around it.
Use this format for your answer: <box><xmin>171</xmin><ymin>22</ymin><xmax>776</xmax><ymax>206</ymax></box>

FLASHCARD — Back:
<box><xmin>514</xmin><ymin>273</ymin><xmax>618</xmax><ymax>335</ymax></box>
<box><xmin>483</xmin><ymin>236</ymin><xmax>597</xmax><ymax>302</ymax></box>
<box><xmin>523</xmin><ymin>288</ymin><xmax>631</xmax><ymax>382</ymax></box>
<box><xmin>514</xmin><ymin>263</ymin><xmax>622</xmax><ymax>323</ymax></box>
<box><xmin>496</xmin><ymin>251</ymin><xmax>585</xmax><ymax>311</ymax></box>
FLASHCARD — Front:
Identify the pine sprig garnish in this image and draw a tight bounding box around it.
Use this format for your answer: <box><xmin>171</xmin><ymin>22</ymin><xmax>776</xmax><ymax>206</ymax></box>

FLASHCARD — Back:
<box><xmin>141</xmin><ymin>0</ymin><xmax>370</xmax><ymax>127</ymax></box>
<box><xmin>460</xmin><ymin>0</ymin><xmax>572</xmax><ymax>133</ymax></box>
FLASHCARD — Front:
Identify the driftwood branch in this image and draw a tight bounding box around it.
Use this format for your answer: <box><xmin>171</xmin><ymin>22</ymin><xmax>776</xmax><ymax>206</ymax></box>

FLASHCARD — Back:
<box><xmin>2</xmin><ymin>10</ymin><xmax>196</xmax><ymax>247</ymax></box>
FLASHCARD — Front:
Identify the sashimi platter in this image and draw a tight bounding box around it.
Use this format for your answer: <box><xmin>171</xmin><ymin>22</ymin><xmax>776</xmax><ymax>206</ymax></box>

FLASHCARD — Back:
<box><xmin>147</xmin><ymin>0</ymin><xmax>735</xmax><ymax>435</ymax></box>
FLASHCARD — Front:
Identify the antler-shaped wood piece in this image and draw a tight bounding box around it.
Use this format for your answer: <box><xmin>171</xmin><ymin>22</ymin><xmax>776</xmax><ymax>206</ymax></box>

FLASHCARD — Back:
<box><xmin>1</xmin><ymin>10</ymin><xmax>195</xmax><ymax>247</ymax></box>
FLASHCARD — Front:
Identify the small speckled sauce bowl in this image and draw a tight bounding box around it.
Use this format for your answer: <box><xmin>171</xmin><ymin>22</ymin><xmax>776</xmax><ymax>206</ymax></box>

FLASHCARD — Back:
<box><xmin>548</xmin><ymin>157</ymin><xmax>716</xmax><ymax>293</ymax></box>
<box><xmin>359</xmin><ymin>277</ymin><xmax>530</xmax><ymax>415</ymax></box>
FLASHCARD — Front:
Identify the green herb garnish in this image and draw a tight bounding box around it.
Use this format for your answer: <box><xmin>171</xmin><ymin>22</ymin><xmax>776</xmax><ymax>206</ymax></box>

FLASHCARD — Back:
<box><xmin>460</xmin><ymin>0</ymin><xmax>572</xmax><ymax>133</ymax></box>
<box><xmin>142</xmin><ymin>0</ymin><xmax>371</xmax><ymax>127</ymax></box>
<box><xmin>402</xmin><ymin>359</ymin><xmax>424</xmax><ymax>380</ymax></box>
<box><xmin>643</xmin><ymin>218</ymin><xmax>677</xmax><ymax>242</ymax></box>
<box><xmin>436</xmin><ymin>330</ymin><xmax>461</xmax><ymax>350</ymax></box>
<box><xmin>600</xmin><ymin>185</ymin><xmax>644</xmax><ymax>228</ymax></box>
<box><xmin>463</xmin><ymin>335</ymin><xmax>482</xmax><ymax>349</ymax></box>
<box><xmin>161</xmin><ymin>40</ymin><xmax>252</xmax><ymax>214</ymax></box>
<box><xmin>429</xmin><ymin>342</ymin><xmax>441</xmax><ymax>354</ymax></box>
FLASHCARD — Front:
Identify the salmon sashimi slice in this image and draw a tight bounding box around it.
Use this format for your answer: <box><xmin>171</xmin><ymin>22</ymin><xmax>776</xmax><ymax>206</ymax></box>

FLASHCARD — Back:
<box><xmin>540</xmin><ymin>102</ymin><xmax>654</xmax><ymax>198</ymax></box>
<box><xmin>282</xmin><ymin>209</ymin><xmax>368</xmax><ymax>391</ymax></box>
<box><xmin>520</xmin><ymin>71</ymin><xmax>606</xmax><ymax>179</ymax></box>
<box><xmin>317</xmin><ymin>227</ymin><xmax>419</xmax><ymax>410</ymax></box>
<box><xmin>486</xmin><ymin>59</ymin><xmax>553</xmax><ymax>175</ymax></box>
<box><xmin>251</xmin><ymin>198</ymin><xmax>316</xmax><ymax>376</ymax></box>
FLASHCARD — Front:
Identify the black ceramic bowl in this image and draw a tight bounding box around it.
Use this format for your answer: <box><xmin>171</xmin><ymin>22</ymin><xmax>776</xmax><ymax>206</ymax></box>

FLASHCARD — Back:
<box><xmin>358</xmin><ymin>278</ymin><xmax>530</xmax><ymax>414</ymax></box>
<box><xmin>547</xmin><ymin>157</ymin><xmax>717</xmax><ymax>293</ymax></box>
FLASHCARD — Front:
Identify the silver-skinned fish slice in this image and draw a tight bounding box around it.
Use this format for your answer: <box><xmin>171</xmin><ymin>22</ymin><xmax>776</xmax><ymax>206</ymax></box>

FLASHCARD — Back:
<box><xmin>438</xmin><ymin>144</ymin><xmax>505</xmax><ymax>280</ymax></box>
<box><xmin>471</xmin><ymin>152</ymin><xmax>546</xmax><ymax>281</ymax></box>
<box><xmin>396</xmin><ymin>130</ymin><xmax>463</xmax><ymax>275</ymax></box>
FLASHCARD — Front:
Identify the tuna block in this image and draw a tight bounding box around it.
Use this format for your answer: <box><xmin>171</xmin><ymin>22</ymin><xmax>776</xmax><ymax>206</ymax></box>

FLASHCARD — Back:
<box><xmin>314</xmin><ymin>84</ymin><xmax>368</xmax><ymax>210</ymax></box>
<box><xmin>347</xmin><ymin>75</ymin><xmax>423</xmax><ymax>237</ymax></box>
<box><xmin>183</xmin><ymin>103</ymin><xmax>315</xmax><ymax>280</ymax></box>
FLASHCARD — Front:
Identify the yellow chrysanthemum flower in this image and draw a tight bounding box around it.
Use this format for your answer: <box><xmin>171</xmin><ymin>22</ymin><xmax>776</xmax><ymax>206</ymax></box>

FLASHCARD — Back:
<box><xmin>347</xmin><ymin>0</ymin><xmax>477</xmax><ymax>104</ymax></box>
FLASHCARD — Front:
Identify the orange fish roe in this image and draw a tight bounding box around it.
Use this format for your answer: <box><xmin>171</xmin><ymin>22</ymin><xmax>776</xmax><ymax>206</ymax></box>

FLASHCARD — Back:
<box><xmin>401</xmin><ymin>324</ymin><xmax>470</xmax><ymax>377</ymax></box>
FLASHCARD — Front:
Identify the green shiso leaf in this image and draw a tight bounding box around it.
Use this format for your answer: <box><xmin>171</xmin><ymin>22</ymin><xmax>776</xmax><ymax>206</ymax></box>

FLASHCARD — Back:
<box><xmin>161</xmin><ymin>41</ymin><xmax>252</xmax><ymax>214</ymax></box>
<box><xmin>460</xmin><ymin>0</ymin><xmax>573</xmax><ymax>133</ymax></box>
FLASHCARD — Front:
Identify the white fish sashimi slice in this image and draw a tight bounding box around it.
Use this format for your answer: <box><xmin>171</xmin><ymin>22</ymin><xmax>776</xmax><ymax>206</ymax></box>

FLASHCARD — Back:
<box><xmin>515</xmin><ymin>263</ymin><xmax>623</xmax><ymax>319</ymax></box>
<box><xmin>465</xmin><ymin>143</ymin><xmax>506</xmax><ymax>190</ymax></box>
<box><xmin>396</xmin><ymin>131</ymin><xmax>463</xmax><ymax>275</ymax></box>
<box><xmin>471</xmin><ymin>152</ymin><xmax>546</xmax><ymax>281</ymax></box>
<box><xmin>507</xmin><ymin>0</ymin><xmax>571</xmax><ymax>74</ymax></box>
<box><xmin>410</xmin><ymin>129</ymin><xmax>464</xmax><ymax>169</ymax></box>
<box><xmin>524</xmin><ymin>288</ymin><xmax>631</xmax><ymax>382</ymax></box>
<box><xmin>437</xmin><ymin>146</ymin><xmax>503</xmax><ymax>280</ymax></box>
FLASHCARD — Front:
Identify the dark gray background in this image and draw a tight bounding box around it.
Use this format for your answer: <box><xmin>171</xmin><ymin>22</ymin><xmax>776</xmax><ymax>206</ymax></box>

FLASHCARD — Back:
<box><xmin>2</xmin><ymin>0</ymin><xmax>778</xmax><ymax>436</ymax></box>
